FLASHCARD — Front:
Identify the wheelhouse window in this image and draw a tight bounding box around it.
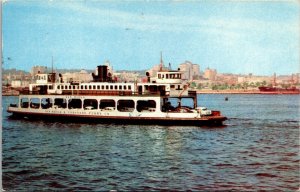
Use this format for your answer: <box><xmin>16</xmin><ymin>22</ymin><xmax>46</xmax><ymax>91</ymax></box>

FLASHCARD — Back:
<box><xmin>119</xmin><ymin>85</ymin><xmax>122</xmax><ymax>90</ymax></box>
<box><xmin>180</xmin><ymin>97</ymin><xmax>194</xmax><ymax>108</ymax></box>
<box><xmin>41</xmin><ymin>98</ymin><xmax>52</xmax><ymax>109</ymax></box>
<box><xmin>21</xmin><ymin>98</ymin><xmax>29</xmax><ymax>108</ymax></box>
<box><xmin>128</xmin><ymin>85</ymin><xmax>131</xmax><ymax>90</ymax></box>
<box><xmin>54</xmin><ymin>98</ymin><xmax>67</xmax><ymax>108</ymax></box>
<box><xmin>137</xmin><ymin>100</ymin><xmax>156</xmax><ymax>112</ymax></box>
<box><xmin>30</xmin><ymin>98</ymin><xmax>40</xmax><ymax>109</ymax></box>
<box><xmin>117</xmin><ymin>100</ymin><xmax>134</xmax><ymax>112</ymax></box>
<box><xmin>161</xmin><ymin>97</ymin><xmax>194</xmax><ymax>112</ymax></box>
<box><xmin>68</xmin><ymin>99</ymin><xmax>82</xmax><ymax>109</ymax></box>
<box><xmin>84</xmin><ymin>99</ymin><xmax>98</xmax><ymax>110</ymax></box>
<box><xmin>100</xmin><ymin>99</ymin><xmax>115</xmax><ymax>110</ymax></box>
<box><xmin>97</xmin><ymin>85</ymin><xmax>100</xmax><ymax>90</ymax></box>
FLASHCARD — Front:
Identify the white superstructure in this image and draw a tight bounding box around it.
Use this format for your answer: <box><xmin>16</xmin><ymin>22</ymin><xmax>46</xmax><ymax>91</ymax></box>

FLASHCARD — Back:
<box><xmin>8</xmin><ymin>65</ymin><xmax>227</xmax><ymax>126</ymax></box>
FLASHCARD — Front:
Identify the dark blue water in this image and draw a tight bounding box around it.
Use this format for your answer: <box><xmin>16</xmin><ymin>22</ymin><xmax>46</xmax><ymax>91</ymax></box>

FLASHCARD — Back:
<box><xmin>2</xmin><ymin>94</ymin><xmax>300</xmax><ymax>191</ymax></box>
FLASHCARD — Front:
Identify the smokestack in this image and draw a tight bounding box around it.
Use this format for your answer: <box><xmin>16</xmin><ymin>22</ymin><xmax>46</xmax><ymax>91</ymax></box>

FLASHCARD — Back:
<box><xmin>92</xmin><ymin>65</ymin><xmax>108</xmax><ymax>82</ymax></box>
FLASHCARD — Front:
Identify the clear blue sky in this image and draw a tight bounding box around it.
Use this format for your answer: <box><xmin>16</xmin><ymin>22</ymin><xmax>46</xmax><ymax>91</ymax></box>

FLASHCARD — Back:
<box><xmin>2</xmin><ymin>1</ymin><xmax>299</xmax><ymax>75</ymax></box>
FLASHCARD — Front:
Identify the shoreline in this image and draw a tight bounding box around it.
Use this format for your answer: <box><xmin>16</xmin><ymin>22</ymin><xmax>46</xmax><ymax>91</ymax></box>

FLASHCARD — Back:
<box><xmin>196</xmin><ymin>90</ymin><xmax>300</xmax><ymax>95</ymax></box>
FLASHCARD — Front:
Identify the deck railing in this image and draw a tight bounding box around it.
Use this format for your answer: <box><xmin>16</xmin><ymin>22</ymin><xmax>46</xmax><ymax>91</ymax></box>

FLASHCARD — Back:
<box><xmin>19</xmin><ymin>89</ymin><xmax>197</xmax><ymax>97</ymax></box>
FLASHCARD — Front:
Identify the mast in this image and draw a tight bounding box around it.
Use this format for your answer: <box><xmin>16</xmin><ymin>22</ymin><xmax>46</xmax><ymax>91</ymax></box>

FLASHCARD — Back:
<box><xmin>160</xmin><ymin>51</ymin><xmax>164</xmax><ymax>71</ymax></box>
<box><xmin>273</xmin><ymin>72</ymin><xmax>276</xmax><ymax>87</ymax></box>
<box><xmin>50</xmin><ymin>56</ymin><xmax>56</xmax><ymax>83</ymax></box>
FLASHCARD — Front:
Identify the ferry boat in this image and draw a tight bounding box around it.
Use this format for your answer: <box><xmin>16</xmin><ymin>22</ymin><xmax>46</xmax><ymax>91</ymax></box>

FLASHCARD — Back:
<box><xmin>7</xmin><ymin>64</ymin><xmax>227</xmax><ymax>126</ymax></box>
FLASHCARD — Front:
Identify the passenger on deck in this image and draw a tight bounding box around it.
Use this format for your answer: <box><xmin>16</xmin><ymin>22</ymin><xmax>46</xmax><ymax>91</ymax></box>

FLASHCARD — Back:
<box><xmin>163</xmin><ymin>101</ymin><xmax>175</xmax><ymax>112</ymax></box>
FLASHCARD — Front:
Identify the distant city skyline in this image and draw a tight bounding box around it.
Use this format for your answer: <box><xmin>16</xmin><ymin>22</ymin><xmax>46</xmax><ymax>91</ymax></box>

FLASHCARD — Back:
<box><xmin>2</xmin><ymin>1</ymin><xmax>299</xmax><ymax>76</ymax></box>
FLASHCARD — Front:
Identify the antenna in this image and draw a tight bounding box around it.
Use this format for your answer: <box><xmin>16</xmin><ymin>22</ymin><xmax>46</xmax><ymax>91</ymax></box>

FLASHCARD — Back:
<box><xmin>51</xmin><ymin>56</ymin><xmax>54</xmax><ymax>73</ymax></box>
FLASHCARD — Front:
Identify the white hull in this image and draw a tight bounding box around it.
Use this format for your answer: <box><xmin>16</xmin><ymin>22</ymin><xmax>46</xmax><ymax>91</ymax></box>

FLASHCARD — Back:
<box><xmin>8</xmin><ymin>94</ymin><xmax>226</xmax><ymax>126</ymax></box>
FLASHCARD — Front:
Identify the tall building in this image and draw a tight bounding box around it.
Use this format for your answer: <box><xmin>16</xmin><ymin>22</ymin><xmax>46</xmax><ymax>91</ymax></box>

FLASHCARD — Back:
<box><xmin>63</xmin><ymin>70</ymin><xmax>93</xmax><ymax>83</ymax></box>
<box><xmin>179</xmin><ymin>61</ymin><xmax>200</xmax><ymax>81</ymax></box>
<box><xmin>31</xmin><ymin>66</ymin><xmax>47</xmax><ymax>76</ymax></box>
<box><xmin>204</xmin><ymin>68</ymin><xmax>217</xmax><ymax>81</ymax></box>
<box><xmin>294</xmin><ymin>73</ymin><xmax>300</xmax><ymax>84</ymax></box>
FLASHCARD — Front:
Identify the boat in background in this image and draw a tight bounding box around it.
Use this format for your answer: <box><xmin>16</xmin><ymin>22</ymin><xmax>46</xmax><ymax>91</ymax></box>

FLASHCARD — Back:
<box><xmin>258</xmin><ymin>86</ymin><xmax>300</xmax><ymax>94</ymax></box>
<box><xmin>258</xmin><ymin>73</ymin><xmax>300</xmax><ymax>94</ymax></box>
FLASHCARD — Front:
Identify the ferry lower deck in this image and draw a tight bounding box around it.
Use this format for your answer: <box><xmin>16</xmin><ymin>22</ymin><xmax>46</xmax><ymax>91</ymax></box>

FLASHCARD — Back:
<box><xmin>7</xmin><ymin>94</ymin><xmax>227</xmax><ymax>126</ymax></box>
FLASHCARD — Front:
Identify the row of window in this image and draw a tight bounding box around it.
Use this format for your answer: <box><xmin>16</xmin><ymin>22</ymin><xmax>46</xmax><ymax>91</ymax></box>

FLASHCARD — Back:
<box><xmin>56</xmin><ymin>84</ymin><xmax>132</xmax><ymax>90</ymax></box>
<box><xmin>20</xmin><ymin>98</ymin><xmax>156</xmax><ymax>113</ymax></box>
<box><xmin>36</xmin><ymin>75</ymin><xmax>47</xmax><ymax>80</ymax></box>
<box><xmin>158</xmin><ymin>73</ymin><xmax>181</xmax><ymax>79</ymax></box>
